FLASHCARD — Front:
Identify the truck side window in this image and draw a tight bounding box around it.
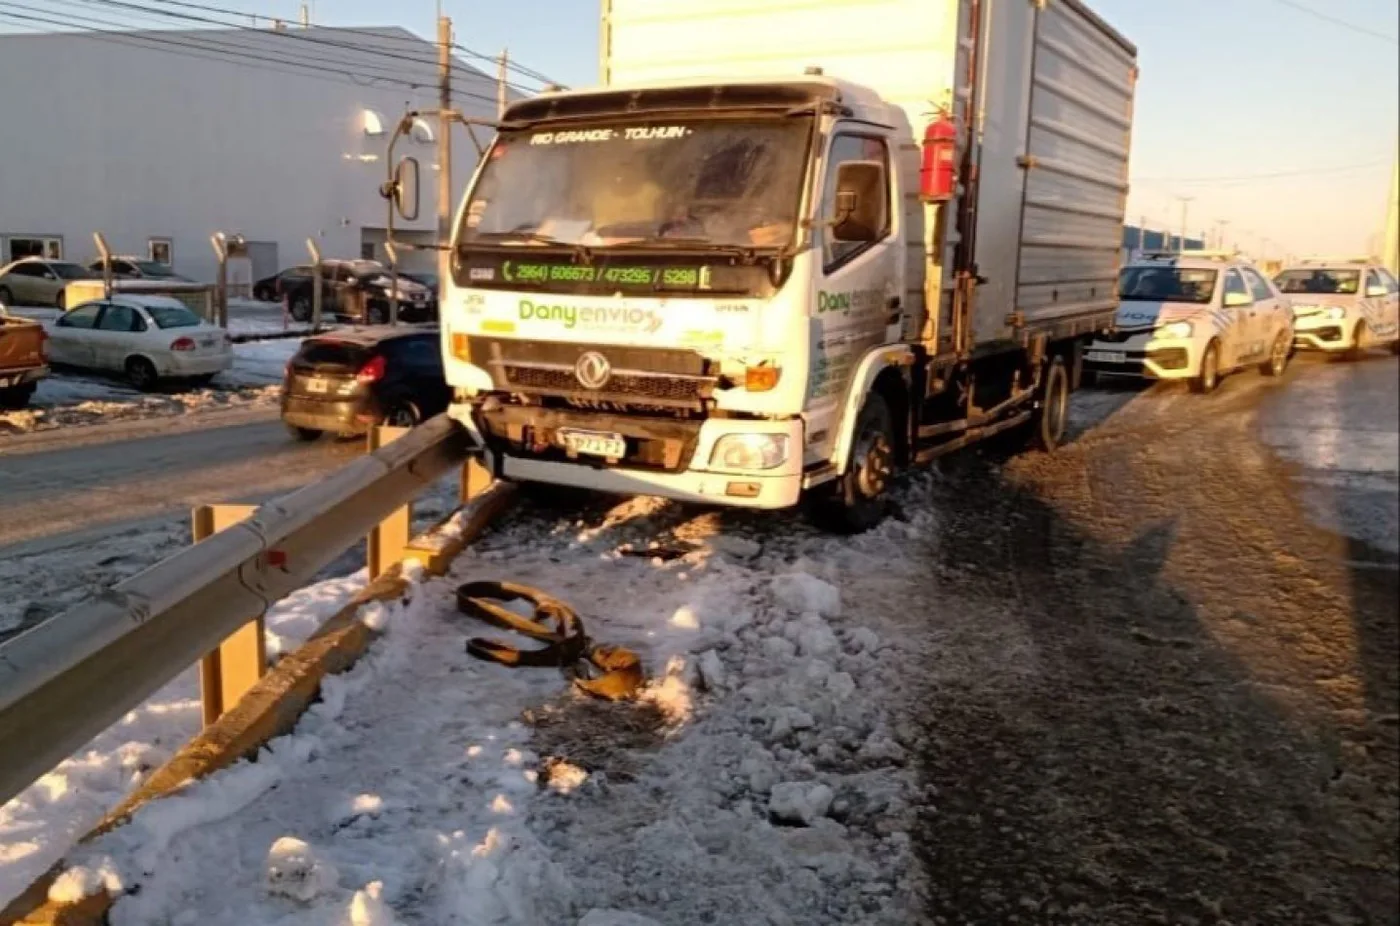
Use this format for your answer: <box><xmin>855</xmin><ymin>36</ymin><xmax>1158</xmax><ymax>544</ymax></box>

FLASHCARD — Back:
<box><xmin>821</xmin><ymin>134</ymin><xmax>890</xmax><ymax>272</ymax></box>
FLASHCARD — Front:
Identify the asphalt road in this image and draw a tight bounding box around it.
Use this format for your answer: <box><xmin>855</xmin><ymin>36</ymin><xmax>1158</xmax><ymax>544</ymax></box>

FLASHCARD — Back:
<box><xmin>0</xmin><ymin>411</ymin><xmax>360</xmax><ymax>556</ymax></box>
<box><xmin>909</xmin><ymin>352</ymin><xmax>1399</xmax><ymax>925</ymax></box>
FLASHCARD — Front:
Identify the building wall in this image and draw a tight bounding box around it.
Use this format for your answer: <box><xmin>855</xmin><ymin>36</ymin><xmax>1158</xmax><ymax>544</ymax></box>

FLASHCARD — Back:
<box><xmin>0</xmin><ymin>27</ymin><xmax>501</xmax><ymax>284</ymax></box>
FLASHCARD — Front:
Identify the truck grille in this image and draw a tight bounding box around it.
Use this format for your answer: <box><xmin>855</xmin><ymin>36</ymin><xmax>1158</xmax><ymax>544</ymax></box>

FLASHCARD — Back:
<box><xmin>502</xmin><ymin>365</ymin><xmax>706</xmax><ymax>405</ymax></box>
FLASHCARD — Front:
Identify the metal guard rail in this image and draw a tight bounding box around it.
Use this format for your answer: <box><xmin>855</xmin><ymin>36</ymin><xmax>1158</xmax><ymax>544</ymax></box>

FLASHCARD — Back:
<box><xmin>0</xmin><ymin>415</ymin><xmax>474</xmax><ymax>807</ymax></box>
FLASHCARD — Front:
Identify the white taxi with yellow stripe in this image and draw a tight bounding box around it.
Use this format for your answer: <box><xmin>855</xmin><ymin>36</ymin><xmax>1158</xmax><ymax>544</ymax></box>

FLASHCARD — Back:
<box><xmin>1274</xmin><ymin>259</ymin><xmax>1400</xmax><ymax>358</ymax></box>
<box><xmin>1083</xmin><ymin>251</ymin><xmax>1294</xmax><ymax>394</ymax></box>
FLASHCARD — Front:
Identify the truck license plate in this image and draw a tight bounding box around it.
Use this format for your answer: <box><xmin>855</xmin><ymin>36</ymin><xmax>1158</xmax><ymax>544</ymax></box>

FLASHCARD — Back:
<box><xmin>1086</xmin><ymin>350</ymin><xmax>1127</xmax><ymax>364</ymax></box>
<box><xmin>560</xmin><ymin>429</ymin><xmax>626</xmax><ymax>459</ymax></box>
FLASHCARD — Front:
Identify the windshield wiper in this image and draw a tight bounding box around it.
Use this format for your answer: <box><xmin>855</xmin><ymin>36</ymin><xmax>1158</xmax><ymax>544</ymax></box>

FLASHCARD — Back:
<box><xmin>599</xmin><ymin>237</ymin><xmax>760</xmax><ymax>264</ymax></box>
<box><xmin>472</xmin><ymin>230</ymin><xmax>592</xmax><ymax>262</ymax></box>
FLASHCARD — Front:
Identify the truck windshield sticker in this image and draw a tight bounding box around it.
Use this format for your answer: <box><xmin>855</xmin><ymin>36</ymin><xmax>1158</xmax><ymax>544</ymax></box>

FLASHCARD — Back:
<box><xmin>518</xmin><ymin>299</ymin><xmax>662</xmax><ymax>334</ymax></box>
<box><xmin>501</xmin><ymin>261</ymin><xmax>711</xmax><ymax>289</ymax></box>
<box><xmin>529</xmin><ymin>126</ymin><xmax>694</xmax><ymax>146</ymax></box>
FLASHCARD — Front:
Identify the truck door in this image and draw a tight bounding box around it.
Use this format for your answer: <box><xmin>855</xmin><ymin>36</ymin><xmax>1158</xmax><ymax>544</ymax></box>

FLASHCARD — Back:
<box><xmin>806</xmin><ymin>132</ymin><xmax>900</xmax><ymax>464</ymax></box>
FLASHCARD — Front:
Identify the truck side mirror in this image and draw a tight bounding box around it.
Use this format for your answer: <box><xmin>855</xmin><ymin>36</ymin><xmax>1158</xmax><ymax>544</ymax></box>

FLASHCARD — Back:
<box><xmin>831</xmin><ymin>160</ymin><xmax>886</xmax><ymax>243</ymax></box>
<box><xmin>382</xmin><ymin>156</ymin><xmax>421</xmax><ymax>222</ymax></box>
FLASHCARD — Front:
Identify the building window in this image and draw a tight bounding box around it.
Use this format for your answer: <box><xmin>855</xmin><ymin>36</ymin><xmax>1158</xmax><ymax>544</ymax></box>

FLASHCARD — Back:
<box><xmin>5</xmin><ymin>236</ymin><xmax>63</xmax><ymax>261</ymax></box>
<box><xmin>360</xmin><ymin>242</ymin><xmax>377</xmax><ymax>261</ymax></box>
<box><xmin>149</xmin><ymin>238</ymin><xmax>173</xmax><ymax>264</ymax></box>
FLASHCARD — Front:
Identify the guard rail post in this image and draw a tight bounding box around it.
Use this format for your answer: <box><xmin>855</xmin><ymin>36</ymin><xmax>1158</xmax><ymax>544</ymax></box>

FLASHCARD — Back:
<box><xmin>367</xmin><ymin>425</ymin><xmax>412</xmax><ymax>578</ymax></box>
<box><xmin>192</xmin><ymin>504</ymin><xmax>264</xmax><ymax>725</ymax></box>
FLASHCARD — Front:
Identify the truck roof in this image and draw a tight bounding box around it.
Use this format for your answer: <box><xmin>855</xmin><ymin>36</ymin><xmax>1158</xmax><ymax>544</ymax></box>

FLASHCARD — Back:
<box><xmin>506</xmin><ymin>74</ymin><xmax>902</xmax><ymax>129</ymax></box>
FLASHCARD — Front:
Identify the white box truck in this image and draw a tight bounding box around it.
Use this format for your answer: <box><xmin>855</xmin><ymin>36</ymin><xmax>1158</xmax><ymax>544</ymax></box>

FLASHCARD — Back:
<box><xmin>409</xmin><ymin>0</ymin><xmax>1137</xmax><ymax>531</ymax></box>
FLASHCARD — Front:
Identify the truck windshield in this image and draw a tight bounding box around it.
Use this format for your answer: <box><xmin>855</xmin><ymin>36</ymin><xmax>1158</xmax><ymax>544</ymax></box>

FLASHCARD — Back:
<box><xmin>1118</xmin><ymin>266</ymin><xmax>1217</xmax><ymax>304</ymax></box>
<box><xmin>459</xmin><ymin>119</ymin><xmax>811</xmax><ymax>252</ymax></box>
<box><xmin>1273</xmin><ymin>268</ymin><xmax>1360</xmax><ymax>295</ymax></box>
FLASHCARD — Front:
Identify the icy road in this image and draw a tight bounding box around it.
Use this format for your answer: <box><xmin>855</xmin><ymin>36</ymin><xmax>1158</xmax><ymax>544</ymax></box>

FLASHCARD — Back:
<box><xmin>9</xmin><ymin>352</ymin><xmax>1400</xmax><ymax>926</ymax></box>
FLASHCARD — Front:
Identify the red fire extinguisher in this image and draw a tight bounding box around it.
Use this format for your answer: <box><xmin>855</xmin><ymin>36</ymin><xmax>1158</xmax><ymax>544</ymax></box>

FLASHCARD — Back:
<box><xmin>920</xmin><ymin>112</ymin><xmax>957</xmax><ymax>203</ymax></box>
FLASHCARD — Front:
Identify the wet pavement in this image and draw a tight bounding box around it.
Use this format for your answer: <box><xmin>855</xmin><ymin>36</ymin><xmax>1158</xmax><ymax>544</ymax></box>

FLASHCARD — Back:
<box><xmin>907</xmin><ymin>352</ymin><xmax>1399</xmax><ymax>924</ymax></box>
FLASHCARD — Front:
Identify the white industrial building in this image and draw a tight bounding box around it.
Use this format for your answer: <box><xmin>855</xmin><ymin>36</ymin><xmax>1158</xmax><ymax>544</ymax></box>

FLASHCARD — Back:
<box><xmin>0</xmin><ymin>25</ymin><xmax>506</xmax><ymax>284</ymax></box>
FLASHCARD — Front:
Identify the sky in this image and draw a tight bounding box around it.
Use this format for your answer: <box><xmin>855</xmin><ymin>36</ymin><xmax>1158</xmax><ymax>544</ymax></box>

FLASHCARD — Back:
<box><xmin>8</xmin><ymin>0</ymin><xmax>1399</xmax><ymax>258</ymax></box>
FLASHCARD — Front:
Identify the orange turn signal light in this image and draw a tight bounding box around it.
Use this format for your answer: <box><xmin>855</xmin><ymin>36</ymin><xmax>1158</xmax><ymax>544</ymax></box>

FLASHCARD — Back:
<box><xmin>745</xmin><ymin>365</ymin><xmax>781</xmax><ymax>392</ymax></box>
<box><xmin>451</xmin><ymin>332</ymin><xmax>471</xmax><ymax>361</ymax></box>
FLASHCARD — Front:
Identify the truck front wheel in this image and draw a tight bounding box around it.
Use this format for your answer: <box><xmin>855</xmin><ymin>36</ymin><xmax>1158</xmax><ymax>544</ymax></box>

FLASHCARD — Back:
<box><xmin>810</xmin><ymin>393</ymin><xmax>895</xmax><ymax>534</ymax></box>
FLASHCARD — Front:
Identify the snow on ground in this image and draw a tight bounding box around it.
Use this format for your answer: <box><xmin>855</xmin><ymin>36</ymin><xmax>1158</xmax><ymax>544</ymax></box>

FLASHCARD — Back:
<box><xmin>53</xmin><ymin>486</ymin><xmax>934</xmax><ymax>924</ymax></box>
<box><xmin>6</xmin><ymin>302</ymin><xmax>309</xmax><ymax>340</ymax></box>
<box><xmin>0</xmin><ymin>475</ymin><xmax>464</xmax><ymax>907</ymax></box>
<box><xmin>0</xmin><ymin>571</ymin><xmax>366</xmax><ymax>908</ymax></box>
<box><xmin>0</xmin><ymin>339</ymin><xmax>300</xmax><ymax>436</ymax></box>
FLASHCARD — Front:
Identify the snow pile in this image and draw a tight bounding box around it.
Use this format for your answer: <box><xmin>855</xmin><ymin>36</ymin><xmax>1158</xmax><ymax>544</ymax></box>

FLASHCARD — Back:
<box><xmin>0</xmin><ymin>570</ymin><xmax>366</xmax><ymax>908</ymax></box>
<box><xmin>40</xmin><ymin>485</ymin><xmax>938</xmax><ymax>923</ymax></box>
<box><xmin>0</xmin><ymin>339</ymin><xmax>299</xmax><ymax>435</ymax></box>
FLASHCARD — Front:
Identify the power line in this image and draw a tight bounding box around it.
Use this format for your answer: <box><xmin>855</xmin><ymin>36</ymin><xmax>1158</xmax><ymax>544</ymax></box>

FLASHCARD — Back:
<box><xmin>0</xmin><ymin>4</ymin><xmax>448</xmax><ymax>93</ymax></box>
<box><xmin>0</xmin><ymin>5</ymin><xmax>432</xmax><ymax>92</ymax></box>
<box><xmin>1263</xmin><ymin>0</ymin><xmax>1399</xmax><ymax>43</ymax></box>
<box><xmin>80</xmin><ymin>0</ymin><xmax>530</xmax><ymax>100</ymax></box>
<box><xmin>136</xmin><ymin>0</ymin><xmax>561</xmax><ymax>88</ymax></box>
<box><xmin>1134</xmin><ymin>160</ymin><xmax>1388</xmax><ymax>185</ymax></box>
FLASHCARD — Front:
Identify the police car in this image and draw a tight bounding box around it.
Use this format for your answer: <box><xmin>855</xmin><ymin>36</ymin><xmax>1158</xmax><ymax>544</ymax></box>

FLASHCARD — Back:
<box><xmin>1274</xmin><ymin>259</ymin><xmax>1400</xmax><ymax>358</ymax></box>
<box><xmin>1083</xmin><ymin>251</ymin><xmax>1295</xmax><ymax>394</ymax></box>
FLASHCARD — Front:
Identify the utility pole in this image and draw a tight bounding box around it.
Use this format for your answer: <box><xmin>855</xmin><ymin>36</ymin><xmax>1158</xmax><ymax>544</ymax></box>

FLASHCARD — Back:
<box><xmin>497</xmin><ymin>48</ymin><xmax>509</xmax><ymax>119</ymax></box>
<box><xmin>437</xmin><ymin>15</ymin><xmax>452</xmax><ymax>290</ymax></box>
<box><xmin>1176</xmin><ymin>196</ymin><xmax>1194</xmax><ymax>252</ymax></box>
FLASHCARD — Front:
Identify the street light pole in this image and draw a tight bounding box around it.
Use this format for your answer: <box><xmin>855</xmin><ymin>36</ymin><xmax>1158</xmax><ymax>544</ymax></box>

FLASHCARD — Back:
<box><xmin>1176</xmin><ymin>196</ymin><xmax>1194</xmax><ymax>252</ymax></box>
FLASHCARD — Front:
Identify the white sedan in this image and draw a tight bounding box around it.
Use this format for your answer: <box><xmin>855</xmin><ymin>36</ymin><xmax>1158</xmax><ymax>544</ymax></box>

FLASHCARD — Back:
<box><xmin>44</xmin><ymin>295</ymin><xmax>233</xmax><ymax>389</ymax></box>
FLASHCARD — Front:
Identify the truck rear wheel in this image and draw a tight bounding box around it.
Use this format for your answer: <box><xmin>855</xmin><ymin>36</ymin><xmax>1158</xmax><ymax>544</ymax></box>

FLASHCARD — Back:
<box><xmin>809</xmin><ymin>393</ymin><xmax>895</xmax><ymax>534</ymax></box>
<box><xmin>1031</xmin><ymin>355</ymin><xmax>1070</xmax><ymax>452</ymax></box>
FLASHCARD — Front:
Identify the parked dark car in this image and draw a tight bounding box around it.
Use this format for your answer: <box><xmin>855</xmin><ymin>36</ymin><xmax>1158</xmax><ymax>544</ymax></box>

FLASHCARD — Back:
<box><xmin>278</xmin><ymin>260</ymin><xmax>437</xmax><ymax>324</ymax></box>
<box><xmin>253</xmin><ymin>266</ymin><xmax>312</xmax><ymax>302</ymax></box>
<box><xmin>280</xmin><ymin>327</ymin><xmax>448</xmax><ymax>440</ymax></box>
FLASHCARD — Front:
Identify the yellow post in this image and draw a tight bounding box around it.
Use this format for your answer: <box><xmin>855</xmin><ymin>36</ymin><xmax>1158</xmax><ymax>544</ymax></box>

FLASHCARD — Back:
<box><xmin>192</xmin><ymin>504</ymin><xmax>263</xmax><ymax>726</ymax></box>
<box><xmin>368</xmin><ymin>425</ymin><xmax>413</xmax><ymax>578</ymax></box>
<box><xmin>461</xmin><ymin>454</ymin><xmax>492</xmax><ymax>504</ymax></box>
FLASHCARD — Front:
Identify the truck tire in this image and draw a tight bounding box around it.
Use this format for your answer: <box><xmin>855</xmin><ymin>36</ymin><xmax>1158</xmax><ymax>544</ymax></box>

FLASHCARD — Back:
<box><xmin>1031</xmin><ymin>355</ymin><xmax>1070</xmax><ymax>452</ymax></box>
<box><xmin>1191</xmin><ymin>341</ymin><xmax>1220</xmax><ymax>394</ymax></box>
<box><xmin>809</xmin><ymin>392</ymin><xmax>895</xmax><ymax>534</ymax></box>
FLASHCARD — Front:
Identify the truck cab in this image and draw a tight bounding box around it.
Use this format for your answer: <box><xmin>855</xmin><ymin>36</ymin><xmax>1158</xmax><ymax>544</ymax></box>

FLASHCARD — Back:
<box><xmin>442</xmin><ymin>78</ymin><xmax>905</xmax><ymax>518</ymax></box>
<box><xmin>406</xmin><ymin>0</ymin><xmax>1137</xmax><ymax>530</ymax></box>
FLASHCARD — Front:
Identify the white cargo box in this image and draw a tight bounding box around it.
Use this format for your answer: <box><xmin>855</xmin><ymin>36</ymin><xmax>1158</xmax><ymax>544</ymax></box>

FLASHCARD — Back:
<box><xmin>600</xmin><ymin>0</ymin><xmax>1137</xmax><ymax>348</ymax></box>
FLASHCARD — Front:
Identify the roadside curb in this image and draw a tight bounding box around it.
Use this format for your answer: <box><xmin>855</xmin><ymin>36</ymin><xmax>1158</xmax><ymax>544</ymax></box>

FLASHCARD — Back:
<box><xmin>2</xmin><ymin>482</ymin><xmax>517</xmax><ymax>926</ymax></box>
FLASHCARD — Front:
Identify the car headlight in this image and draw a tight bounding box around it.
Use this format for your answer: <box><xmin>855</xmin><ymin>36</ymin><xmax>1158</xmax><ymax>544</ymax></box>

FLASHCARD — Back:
<box><xmin>1324</xmin><ymin>306</ymin><xmax>1346</xmax><ymax>320</ymax></box>
<box><xmin>1157</xmin><ymin>321</ymin><xmax>1193</xmax><ymax>339</ymax></box>
<box><xmin>710</xmin><ymin>433</ymin><xmax>789</xmax><ymax>471</ymax></box>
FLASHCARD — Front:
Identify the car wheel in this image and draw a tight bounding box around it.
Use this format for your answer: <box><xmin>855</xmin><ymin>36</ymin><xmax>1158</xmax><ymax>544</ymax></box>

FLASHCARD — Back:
<box><xmin>367</xmin><ymin>304</ymin><xmax>388</xmax><ymax>325</ymax></box>
<box><xmin>0</xmin><ymin>286</ymin><xmax>12</xmax><ymax>306</ymax></box>
<box><xmin>1345</xmin><ymin>321</ymin><xmax>1368</xmax><ymax>361</ymax></box>
<box><xmin>1191</xmin><ymin>341</ymin><xmax>1220</xmax><ymax>394</ymax></box>
<box><xmin>1031</xmin><ymin>355</ymin><xmax>1071</xmax><ymax>452</ymax></box>
<box><xmin>808</xmin><ymin>392</ymin><xmax>895</xmax><ymax>534</ymax></box>
<box><xmin>382</xmin><ymin>400</ymin><xmax>421</xmax><ymax>428</ymax></box>
<box><xmin>125</xmin><ymin>356</ymin><xmax>158</xmax><ymax>391</ymax></box>
<box><xmin>1261</xmin><ymin>332</ymin><xmax>1291</xmax><ymax>377</ymax></box>
<box><xmin>0</xmin><ymin>384</ymin><xmax>36</xmax><ymax>410</ymax></box>
<box><xmin>286</xmin><ymin>424</ymin><xmax>322</xmax><ymax>442</ymax></box>
<box><xmin>54</xmin><ymin>290</ymin><xmax>66</xmax><ymax>310</ymax></box>
<box><xmin>290</xmin><ymin>296</ymin><xmax>312</xmax><ymax>323</ymax></box>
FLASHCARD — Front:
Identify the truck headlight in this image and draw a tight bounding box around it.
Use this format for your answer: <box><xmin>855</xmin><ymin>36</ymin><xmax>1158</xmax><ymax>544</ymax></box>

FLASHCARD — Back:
<box><xmin>1157</xmin><ymin>321</ymin><xmax>1193</xmax><ymax>339</ymax></box>
<box><xmin>710</xmin><ymin>434</ymin><xmax>789</xmax><ymax>471</ymax></box>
